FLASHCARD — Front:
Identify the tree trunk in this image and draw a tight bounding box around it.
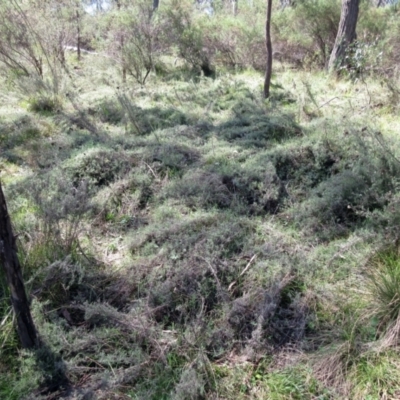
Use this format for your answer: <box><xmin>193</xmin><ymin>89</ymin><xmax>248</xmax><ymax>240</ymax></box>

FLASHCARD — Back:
<box><xmin>328</xmin><ymin>0</ymin><xmax>360</xmax><ymax>71</ymax></box>
<box><xmin>76</xmin><ymin>9</ymin><xmax>81</xmax><ymax>61</ymax></box>
<box><xmin>264</xmin><ymin>0</ymin><xmax>273</xmax><ymax>98</ymax></box>
<box><xmin>0</xmin><ymin>181</ymin><xmax>38</xmax><ymax>349</ymax></box>
<box><xmin>232</xmin><ymin>0</ymin><xmax>238</xmax><ymax>15</ymax></box>
<box><xmin>153</xmin><ymin>0</ymin><xmax>160</xmax><ymax>10</ymax></box>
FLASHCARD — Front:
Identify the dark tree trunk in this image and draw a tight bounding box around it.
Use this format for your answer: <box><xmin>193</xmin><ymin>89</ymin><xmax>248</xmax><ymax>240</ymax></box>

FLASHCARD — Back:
<box><xmin>328</xmin><ymin>0</ymin><xmax>360</xmax><ymax>71</ymax></box>
<box><xmin>264</xmin><ymin>0</ymin><xmax>273</xmax><ymax>98</ymax></box>
<box><xmin>153</xmin><ymin>0</ymin><xmax>160</xmax><ymax>10</ymax></box>
<box><xmin>0</xmin><ymin>181</ymin><xmax>38</xmax><ymax>349</ymax></box>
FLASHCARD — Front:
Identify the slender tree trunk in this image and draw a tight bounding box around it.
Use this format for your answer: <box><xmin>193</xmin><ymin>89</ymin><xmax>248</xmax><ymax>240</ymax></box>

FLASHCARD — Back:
<box><xmin>153</xmin><ymin>0</ymin><xmax>160</xmax><ymax>10</ymax></box>
<box><xmin>232</xmin><ymin>0</ymin><xmax>238</xmax><ymax>15</ymax></box>
<box><xmin>59</xmin><ymin>34</ymin><xmax>66</xmax><ymax>68</ymax></box>
<box><xmin>264</xmin><ymin>0</ymin><xmax>273</xmax><ymax>98</ymax></box>
<box><xmin>121</xmin><ymin>33</ymin><xmax>126</xmax><ymax>84</ymax></box>
<box><xmin>328</xmin><ymin>0</ymin><xmax>360</xmax><ymax>71</ymax></box>
<box><xmin>76</xmin><ymin>9</ymin><xmax>81</xmax><ymax>61</ymax></box>
<box><xmin>115</xmin><ymin>1</ymin><xmax>126</xmax><ymax>83</ymax></box>
<box><xmin>0</xmin><ymin>181</ymin><xmax>38</xmax><ymax>349</ymax></box>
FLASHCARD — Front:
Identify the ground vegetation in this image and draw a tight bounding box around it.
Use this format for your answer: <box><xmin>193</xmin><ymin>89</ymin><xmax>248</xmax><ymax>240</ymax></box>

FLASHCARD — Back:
<box><xmin>1</xmin><ymin>0</ymin><xmax>400</xmax><ymax>399</ymax></box>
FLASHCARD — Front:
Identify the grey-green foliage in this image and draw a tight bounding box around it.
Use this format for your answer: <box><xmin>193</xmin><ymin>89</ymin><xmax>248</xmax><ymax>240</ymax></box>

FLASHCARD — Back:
<box><xmin>65</xmin><ymin>147</ymin><xmax>131</xmax><ymax>187</ymax></box>
<box><xmin>163</xmin><ymin>0</ymin><xmax>214</xmax><ymax>75</ymax></box>
<box><xmin>218</xmin><ymin>100</ymin><xmax>301</xmax><ymax>147</ymax></box>
<box><xmin>294</xmin><ymin>133</ymin><xmax>400</xmax><ymax>239</ymax></box>
<box><xmin>273</xmin><ymin>0</ymin><xmax>341</xmax><ymax>66</ymax></box>
<box><xmin>104</xmin><ymin>0</ymin><xmax>168</xmax><ymax>84</ymax></box>
<box><xmin>174</xmin><ymin>367</ymin><xmax>205</xmax><ymax>400</ymax></box>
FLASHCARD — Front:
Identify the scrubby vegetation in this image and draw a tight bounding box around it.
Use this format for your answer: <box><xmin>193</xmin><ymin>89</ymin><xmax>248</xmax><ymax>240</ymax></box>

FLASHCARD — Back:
<box><xmin>1</xmin><ymin>0</ymin><xmax>400</xmax><ymax>399</ymax></box>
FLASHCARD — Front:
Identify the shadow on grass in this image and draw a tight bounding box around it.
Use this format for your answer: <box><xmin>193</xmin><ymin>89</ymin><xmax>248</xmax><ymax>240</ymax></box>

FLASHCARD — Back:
<box><xmin>28</xmin><ymin>341</ymin><xmax>71</xmax><ymax>399</ymax></box>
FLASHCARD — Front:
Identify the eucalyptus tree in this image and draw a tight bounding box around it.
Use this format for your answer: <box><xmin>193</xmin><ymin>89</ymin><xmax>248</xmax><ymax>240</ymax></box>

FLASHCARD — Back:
<box><xmin>0</xmin><ymin>181</ymin><xmax>38</xmax><ymax>349</ymax></box>
<box><xmin>264</xmin><ymin>0</ymin><xmax>273</xmax><ymax>98</ymax></box>
<box><xmin>329</xmin><ymin>0</ymin><xmax>360</xmax><ymax>71</ymax></box>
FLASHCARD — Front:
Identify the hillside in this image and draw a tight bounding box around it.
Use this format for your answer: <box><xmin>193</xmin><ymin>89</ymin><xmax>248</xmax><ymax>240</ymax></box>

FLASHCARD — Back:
<box><xmin>1</xmin><ymin>1</ymin><xmax>400</xmax><ymax>398</ymax></box>
<box><xmin>1</xmin><ymin>53</ymin><xmax>400</xmax><ymax>399</ymax></box>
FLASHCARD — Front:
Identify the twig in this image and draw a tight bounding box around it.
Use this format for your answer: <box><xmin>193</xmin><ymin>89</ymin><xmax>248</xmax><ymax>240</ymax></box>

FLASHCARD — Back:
<box><xmin>143</xmin><ymin>161</ymin><xmax>159</xmax><ymax>181</ymax></box>
<box><xmin>228</xmin><ymin>254</ymin><xmax>257</xmax><ymax>291</ymax></box>
<box><xmin>201</xmin><ymin>257</ymin><xmax>222</xmax><ymax>291</ymax></box>
<box><xmin>239</xmin><ymin>254</ymin><xmax>257</xmax><ymax>277</ymax></box>
<box><xmin>316</xmin><ymin>96</ymin><xmax>340</xmax><ymax>110</ymax></box>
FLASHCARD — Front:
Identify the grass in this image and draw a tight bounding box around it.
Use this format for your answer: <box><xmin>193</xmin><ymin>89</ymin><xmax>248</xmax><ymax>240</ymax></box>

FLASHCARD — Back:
<box><xmin>367</xmin><ymin>248</ymin><xmax>400</xmax><ymax>334</ymax></box>
<box><xmin>1</xmin><ymin>56</ymin><xmax>400</xmax><ymax>398</ymax></box>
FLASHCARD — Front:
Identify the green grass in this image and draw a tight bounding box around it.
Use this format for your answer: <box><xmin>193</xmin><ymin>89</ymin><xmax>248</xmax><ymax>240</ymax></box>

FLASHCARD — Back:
<box><xmin>1</xmin><ymin>57</ymin><xmax>400</xmax><ymax>399</ymax></box>
<box><xmin>367</xmin><ymin>248</ymin><xmax>400</xmax><ymax>332</ymax></box>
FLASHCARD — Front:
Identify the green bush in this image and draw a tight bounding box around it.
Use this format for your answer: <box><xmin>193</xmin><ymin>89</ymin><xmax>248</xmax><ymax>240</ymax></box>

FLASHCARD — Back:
<box><xmin>204</xmin><ymin>159</ymin><xmax>288</xmax><ymax>215</ymax></box>
<box><xmin>273</xmin><ymin>0</ymin><xmax>340</xmax><ymax>67</ymax></box>
<box><xmin>218</xmin><ymin>105</ymin><xmax>301</xmax><ymax>147</ymax></box>
<box><xmin>293</xmin><ymin>132</ymin><xmax>400</xmax><ymax>239</ymax></box>
<box><xmin>167</xmin><ymin>170</ymin><xmax>233</xmax><ymax>209</ymax></box>
<box><xmin>146</xmin><ymin>143</ymin><xmax>200</xmax><ymax>176</ymax></box>
<box><xmin>66</xmin><ymin>148</ymin><xmax>131</xmax><ymax>187</ymax></box>
<box><xmin>91</xmin><ymin>98</ymin><xmax>124</xmax><ymax>125</ymax></box>
<box><xmin>104</xmin><ymin>0</ymin><xmax>169</xmax><ymax>84</ymax></box>
<box><xmin>163</xmin><ymin>0</ymin><xmax>215</xmax><ymax>76</ymax></box>
<box><xmin>28</xmin><ymin>96</ymin><xmax>60</xmax><ymax>114</ymax></box>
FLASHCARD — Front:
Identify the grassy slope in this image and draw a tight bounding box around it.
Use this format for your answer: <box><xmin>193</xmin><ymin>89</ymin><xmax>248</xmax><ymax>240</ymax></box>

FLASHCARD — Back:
<box><xmin>1</xmin><ymin>57</ymin><xmax>400</xmax><ymax>399</ymax></box>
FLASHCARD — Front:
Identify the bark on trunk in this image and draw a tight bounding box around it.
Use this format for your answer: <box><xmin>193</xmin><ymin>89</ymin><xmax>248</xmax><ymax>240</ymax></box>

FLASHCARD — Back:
<box><xmin>153</xmin><ymin>0</ymin><xmax>160</xmax><ymax>10</ymax></box>
<box><xmin>264</xmin><ymin>0</ymin><xmax>273</xmax><ymax>98</ymax></box>
<box><xmin>0</xmin><ymin>181</ymin><xmax>38</xmax><ymax>349</ymax></box>
<box><xmin>328</xmin><ymin>0</ymin><xmax>360</xmax><ymax>71</ymax></box>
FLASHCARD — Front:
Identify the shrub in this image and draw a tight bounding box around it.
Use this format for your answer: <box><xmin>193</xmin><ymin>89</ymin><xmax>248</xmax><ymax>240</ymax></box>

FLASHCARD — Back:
<box><xmin>203</xmin><ymin>8</ymin><xmax>266</xmax><ymax>71</ymax></box>
<box><xmin>294</xmin><ymin>132</ymin><xmax>400</xmax><ymax>239</ymax></box>
<box><xmin>228</xmin><ymin>274</ymin><xmax>310</xmax><ymax>347</ymax></box>
<box><xmin>273</xmin><ymin>0</ymin><xmax>340</xmax><ymax>67</ymax></box>
<box><xmin>91</xmin><ymin>98</ymin><xmax>124</xmax><ymax>125</ymax></box>
<box><xmin>105</xmin><ymin>0</ymin><xmax>169</xmax><ymax>84</ymax></box>
<box><xmin>163</xmin><ymin>0</ymin><xmax>215</xmax><ymax>76</ymax></box>
<box><xmin>15</xmin><ymin>176</ymin><xmax>93</xmax><ymax>275</ymax></box>
<box><xmin>28</xmin><ymin>95</ymin><xmax>61</xmax><ymax>114</ymax></box>
<box><xmin>217</xmin><ymin>100</ymin><xmax>301</xmax><ymax>147</ymax></box>
<box><xmin>367</xmin><ymin>192</ymin><xmax>400</xmax><ymax>239</ymax></box>
<box><xmin>146</xmin><ymin>143</ymin><xmax>200</xmax><ymax>176</ymax></box>
<box><xmin>167</xmin><ymin>170</ymin><xmax>233</xmax><ymax>209</ymax></box>
<box><xmin>66</xmin><ymin>148</ymin><xmax>131</xmax><ymax>188</ymax></box>
<box><xmin>205</xmin><ymin>160</ymin><xmax>288</xmax><ymax>215</ymax></box>
<box><xmin>270</xmin><ymin>143</ymin><xmax>339</xmax><ymax>193</ymax></box>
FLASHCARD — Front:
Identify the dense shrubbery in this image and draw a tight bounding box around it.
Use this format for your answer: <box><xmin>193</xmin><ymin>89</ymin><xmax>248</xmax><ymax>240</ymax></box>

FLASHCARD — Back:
<box><xmin>2</xmin><ymin>1</ymin><xmax>400</xmax><ymax>399</ymax></box>
<box><xmin>0</xmin><ymin>0</ymin><xmax>399</xmax><ymax>89</ymax></box>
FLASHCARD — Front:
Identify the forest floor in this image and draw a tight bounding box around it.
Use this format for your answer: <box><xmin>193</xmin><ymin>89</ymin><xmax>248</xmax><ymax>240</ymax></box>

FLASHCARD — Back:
<box><xmin>1</xmin><ymin>56</ymin><xmax>400</xmax><ymax>399</ymax></box>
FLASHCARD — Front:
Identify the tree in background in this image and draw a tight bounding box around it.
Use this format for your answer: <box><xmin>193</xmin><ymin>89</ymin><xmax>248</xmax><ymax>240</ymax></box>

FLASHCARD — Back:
<box><xmin>264</xmin><ymin>0</ymin><xmax>273</xmax><ymax>98</ymax></box>
<box><xmin>106</xmin><ymin>0</ymin><xmax>165</xmax><ymax>84</ymax></box>
<box><xmin>328</xmin><ymin>0</ymin><xmax>360</xmax><ymax>71</ymax></box>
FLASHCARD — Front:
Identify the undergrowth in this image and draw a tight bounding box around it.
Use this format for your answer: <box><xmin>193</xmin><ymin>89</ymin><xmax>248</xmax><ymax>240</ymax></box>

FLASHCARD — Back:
<box><xmin>1</xmin><ymin>56</ymin><xmax>400</xmax><ymax>399</ymax></box>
